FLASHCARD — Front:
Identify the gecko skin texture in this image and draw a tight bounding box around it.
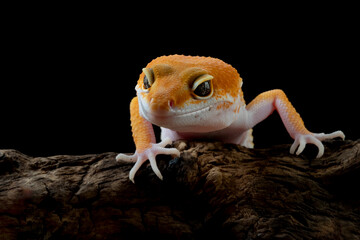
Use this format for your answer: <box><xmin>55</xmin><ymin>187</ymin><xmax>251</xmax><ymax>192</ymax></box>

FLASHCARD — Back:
<box><xmin>116</xmin><ymin>55</ymin><xmax>345</xmax><ymax>182</ymax></box>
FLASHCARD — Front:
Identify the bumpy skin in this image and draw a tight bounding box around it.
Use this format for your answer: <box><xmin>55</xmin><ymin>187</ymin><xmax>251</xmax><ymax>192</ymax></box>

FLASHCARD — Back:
<box><xmin>116</xmin><ymin>55</ymin><xmax>345</xmax><ymax>182</ymax></box>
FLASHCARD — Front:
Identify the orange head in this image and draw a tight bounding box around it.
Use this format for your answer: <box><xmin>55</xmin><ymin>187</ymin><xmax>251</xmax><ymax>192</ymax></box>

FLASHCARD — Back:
<box><xmin>136</xmin><ymin>55</ymin><xmax>245</xmax><ymax>132</ymax></box>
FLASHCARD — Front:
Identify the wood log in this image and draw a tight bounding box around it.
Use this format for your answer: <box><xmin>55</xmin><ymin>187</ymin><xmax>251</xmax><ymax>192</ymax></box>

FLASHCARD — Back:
<box><xmin>0</xmin><ymin>139</ymin><xmax>359</xmax><ymax>239</ymax></box>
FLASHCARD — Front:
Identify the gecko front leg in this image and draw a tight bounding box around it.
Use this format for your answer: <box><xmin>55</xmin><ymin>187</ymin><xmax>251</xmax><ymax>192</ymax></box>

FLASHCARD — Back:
<box><xmin>246</xmin><ymin>89</ymin><xmax>345</xmax><ymax>158</ymax></box>
<box><xmin>116</xmin><ymin>97</ymin><xmax>180</xmax><ymax>182</ymax></box>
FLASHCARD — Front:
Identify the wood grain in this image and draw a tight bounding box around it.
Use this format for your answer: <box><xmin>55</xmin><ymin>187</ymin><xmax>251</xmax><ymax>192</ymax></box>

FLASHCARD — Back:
<box><xmin>0</xmin><ymin>139</ymin><xmax>359</xmax><ymax>239</ymax></box>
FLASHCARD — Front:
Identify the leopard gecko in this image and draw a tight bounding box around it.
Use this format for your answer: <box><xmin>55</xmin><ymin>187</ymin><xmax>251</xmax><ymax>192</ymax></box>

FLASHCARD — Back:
<box><xmin>116</xmin><ymin>55</ymin><xmax>345</xmax><ymax>182</ymax></box>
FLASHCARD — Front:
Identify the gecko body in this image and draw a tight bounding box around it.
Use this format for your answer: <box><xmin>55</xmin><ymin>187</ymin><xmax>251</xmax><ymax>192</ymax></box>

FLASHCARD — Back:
<box><xmin>116</xmin><ymin>55</ymin><xmax>345</xmax><ymax>182</ymax></box>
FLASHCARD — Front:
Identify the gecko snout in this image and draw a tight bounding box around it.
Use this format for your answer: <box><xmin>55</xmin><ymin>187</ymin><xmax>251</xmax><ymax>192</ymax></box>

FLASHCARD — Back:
<box><xmin>149</xmin><ymin>97</ymin><xmax>174</xmax><ymax>114</ymax></box>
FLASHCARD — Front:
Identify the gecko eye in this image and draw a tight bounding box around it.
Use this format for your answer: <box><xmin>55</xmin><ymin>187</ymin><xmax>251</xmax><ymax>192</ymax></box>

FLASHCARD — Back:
<box><xmin>142</xmin><ymin>68</ymin><xmax>154</xmax><ymax>89</ymax></box>
<box><xmin>194</xmin><ymin>81</ymin><xmax>211</xmax><ymax>96</ymax></box>
<box><xmin>191</xmin><ymin>74</ymin><xmax>214</xmax><ymax>99</ymax></box>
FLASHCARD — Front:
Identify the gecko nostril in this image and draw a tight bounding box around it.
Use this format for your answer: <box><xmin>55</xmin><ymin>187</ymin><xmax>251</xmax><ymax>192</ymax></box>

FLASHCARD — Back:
<box><xmin>168</xmin><ymin>100</ymin><xmax>174</xmax><ymax>108</ymax></box>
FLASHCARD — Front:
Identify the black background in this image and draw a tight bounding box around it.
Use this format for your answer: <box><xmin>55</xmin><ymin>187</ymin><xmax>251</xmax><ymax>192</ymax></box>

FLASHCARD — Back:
<box><xmin>1</xmin><ymin>4</ymin><xmax>359</xmax><ymax>156</ymax></box>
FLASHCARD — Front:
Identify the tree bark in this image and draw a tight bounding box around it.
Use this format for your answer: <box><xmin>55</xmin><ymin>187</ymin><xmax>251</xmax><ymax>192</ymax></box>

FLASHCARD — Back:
<box><xmin>0</xmin><ymin>139</ymin><xmax>359</xmax><ymax>240</ymax></box>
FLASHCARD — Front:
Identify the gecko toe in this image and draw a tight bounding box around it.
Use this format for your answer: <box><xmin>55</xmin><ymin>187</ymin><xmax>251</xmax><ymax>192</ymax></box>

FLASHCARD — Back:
<box><xmin>129</xmin><ymin>156</ymin><xmax>147</xmax><ymax>183</ymax></box>
<box><xmin>116</xmin><ymin>153</ymin><xmax>137</xmax><ymax>162</ymax></box>
<box><xmin>148</xmin><ymin>153</ymin><xmax>163</xmax><ymax>180</ymax></box>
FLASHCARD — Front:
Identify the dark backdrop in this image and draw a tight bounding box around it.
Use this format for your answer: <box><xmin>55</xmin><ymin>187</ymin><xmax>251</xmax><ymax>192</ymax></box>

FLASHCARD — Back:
<box><xmin>1</xmin><ymin>4</ymin><xmax>359</xmax><ymax>156</ymax></box>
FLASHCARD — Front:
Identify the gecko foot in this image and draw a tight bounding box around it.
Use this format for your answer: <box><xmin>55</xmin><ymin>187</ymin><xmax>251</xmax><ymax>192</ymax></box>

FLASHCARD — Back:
<box><xmin>116</xmin><ymin>138</ymin><xmax>180</xmax><ymax>183</ymax></box>
<box><xmin>290</xmin><ymin>130</ymin><xmax>345</xmax><ymax>158</ymax></box>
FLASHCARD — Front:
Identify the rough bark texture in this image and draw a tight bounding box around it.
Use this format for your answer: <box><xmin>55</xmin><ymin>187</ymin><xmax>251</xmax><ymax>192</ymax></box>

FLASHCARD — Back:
<box><xmin>0</xmin><ymin>139</ymin><xmax>359</xmax><ymax>240</ymax></box>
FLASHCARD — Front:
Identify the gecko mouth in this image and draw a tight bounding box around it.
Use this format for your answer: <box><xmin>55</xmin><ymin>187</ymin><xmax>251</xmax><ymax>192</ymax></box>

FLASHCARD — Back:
<box><xmin>137</xmin><ymin>95</ymin><xmax>237</xmax><ymax>132</ymax></box>
<box><xmin>138</xmin><ymin>96</ymin><xmax>230</xmax><ymax>119</ymax></box>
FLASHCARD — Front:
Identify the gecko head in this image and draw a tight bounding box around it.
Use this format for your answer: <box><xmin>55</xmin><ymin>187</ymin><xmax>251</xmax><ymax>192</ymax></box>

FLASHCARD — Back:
<box><xmin>135</xmin><ymin>55</ymin><xmax>245</xmax><ymax>132</ymax></box>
